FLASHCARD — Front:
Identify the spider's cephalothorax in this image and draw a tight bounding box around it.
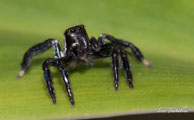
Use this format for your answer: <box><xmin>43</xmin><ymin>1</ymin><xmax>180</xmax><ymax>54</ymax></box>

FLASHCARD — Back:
<box><xmin>17</xmin><ymin>24</ymin><xmax>151</xmax><ymax>106</ymax></box>
<box><xmin>65</xmin><ymin>25</ymin><xmax>90</xmax><ymax>57</ymax></box>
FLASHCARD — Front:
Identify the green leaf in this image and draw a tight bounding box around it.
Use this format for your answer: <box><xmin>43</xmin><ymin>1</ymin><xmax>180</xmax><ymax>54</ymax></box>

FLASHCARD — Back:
<box><xmin>0</xmin><ymin>0</ymin><xmax>194</xmax><ymax>119</ymax></box>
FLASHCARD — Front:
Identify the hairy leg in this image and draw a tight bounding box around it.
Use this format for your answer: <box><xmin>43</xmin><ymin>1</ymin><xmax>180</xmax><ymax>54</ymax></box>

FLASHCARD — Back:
<box><xmin>42</xmin><ymin>58</ymin><xmax>59</xmax><ymax>104</ymax></box>
<box><xmin>17</xmin><ymin>39</ymin><xmax>64</xmax><ymax>78</ymax></box>
<box><xmin>58</xmin><ymin>65</ymin><xmax>74</xmax><ymax>105</ymax></box>
<box><xmin>120</xmin><ymin>51</ymin><xmax>133</xmax><ymax>89</ymax></box>
<box><xmin>90</xmin><ymin>39</ymin><xmax>134</xmax><ymax>90</ymax></box>
<box><xmin>112</xmin><ymin>48</ymin><xmax>119</xmax><ymax>90</ymax></box>
<box><xmin>98</xmin><ymin>34</ymin><xmax>151</xmax><ymax>67</ymax></box>
<box><xmin>90</xmin><ymin>39</ymin><xmax>121</xmax><ymax>90</ymax></box>
<box><xmin>42</xmin><ymin>56</ymin><xmax>74</xmax><ymax>105</ymax></box>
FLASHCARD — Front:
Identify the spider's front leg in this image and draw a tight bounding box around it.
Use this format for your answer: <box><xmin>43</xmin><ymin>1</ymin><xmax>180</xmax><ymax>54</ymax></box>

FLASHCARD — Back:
<box><xmin>98</xmin><ymin>34</ymin><xmax>152</xmax><ymax>67</ymax></box>
<box><xmin>42</xmin><ymin>57</ymin><xmax>74</xmax><ymax>105</ymax></box>
<box><xmin>17</xmin><ymin>39</ymin><xmax>64</xmax><ymax>78</ymax></box>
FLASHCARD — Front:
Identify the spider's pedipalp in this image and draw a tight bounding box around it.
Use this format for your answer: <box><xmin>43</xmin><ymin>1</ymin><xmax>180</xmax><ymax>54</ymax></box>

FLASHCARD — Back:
<box><xmin>90</xmin><ymin>37</ymin><xmax>100</xmax><ymax>52</ymax></box>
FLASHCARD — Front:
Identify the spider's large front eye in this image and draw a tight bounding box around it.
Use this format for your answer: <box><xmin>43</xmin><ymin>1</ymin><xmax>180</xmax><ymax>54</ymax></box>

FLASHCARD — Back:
<box><xmin>70</xmin><ymin>28</ymin><xmax>76</xmax><ymax>33</ymax></box>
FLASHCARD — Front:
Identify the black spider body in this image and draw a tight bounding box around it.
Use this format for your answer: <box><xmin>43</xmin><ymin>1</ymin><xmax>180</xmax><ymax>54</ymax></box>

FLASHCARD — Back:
<box><xmin>17</xmin><ymin>25</ymin><xmax>151</xmax><ymax>105</ymax></box>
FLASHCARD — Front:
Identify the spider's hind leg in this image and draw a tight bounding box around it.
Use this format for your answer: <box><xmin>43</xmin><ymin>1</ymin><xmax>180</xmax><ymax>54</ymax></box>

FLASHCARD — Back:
<box><xmin>98</xmin><ymin>34</ymin><xmax>152</xmax><ymax>67</ymax></box>
<box><xmin>91</xmin><ymin>42</ymin><xmax>120</xmax><ymax>90</ymax></box>
<box><xmin>120</xmin><ymin>51</ymin><xmax>133</xmax><ymax>89</ymax></box>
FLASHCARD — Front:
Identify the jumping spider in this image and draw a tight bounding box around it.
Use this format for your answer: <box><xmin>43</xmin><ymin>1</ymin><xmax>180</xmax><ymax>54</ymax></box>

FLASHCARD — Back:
<box><xmin>17</xmin><ymin>25</ymin><xmax>151</xmax><ymax>105</ymax></box>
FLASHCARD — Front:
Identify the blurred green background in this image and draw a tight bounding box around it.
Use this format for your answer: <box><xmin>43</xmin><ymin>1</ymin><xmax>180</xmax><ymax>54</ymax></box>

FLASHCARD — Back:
<box><xmin>0</xmin><ymin>0</ymin><xmax>194</xmax><ymax>120</ymax></box>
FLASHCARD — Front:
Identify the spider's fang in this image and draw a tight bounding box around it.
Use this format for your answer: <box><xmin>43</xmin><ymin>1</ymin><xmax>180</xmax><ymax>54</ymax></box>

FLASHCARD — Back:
<box><xmin>17</xmin><ymin>69</ymin><xmax>25</xmax><ymax>79</ymax></box>
<box><xmin>141</xmin><ymin>59</ymin><xmax>152</xmax><ymax>67</ymax></box>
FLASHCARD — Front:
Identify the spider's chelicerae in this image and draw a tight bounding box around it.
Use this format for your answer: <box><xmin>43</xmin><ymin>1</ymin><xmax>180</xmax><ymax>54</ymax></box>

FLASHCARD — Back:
<box><xmin>17</xmin><ymin>24</ymin><xmax>151</xmax><ymax>106</ymax></box>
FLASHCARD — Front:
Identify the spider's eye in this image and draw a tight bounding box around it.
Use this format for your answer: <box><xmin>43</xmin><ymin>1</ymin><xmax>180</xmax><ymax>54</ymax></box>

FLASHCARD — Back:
<box><xmin>70</xmin><ymin>28</ymin><xmax>76</xmax><ymax>33</ymax></box>
<box><xmin>77</xmin><ymin>26</ymin><xmax>82</xmax><ymax>31</ymax></box>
